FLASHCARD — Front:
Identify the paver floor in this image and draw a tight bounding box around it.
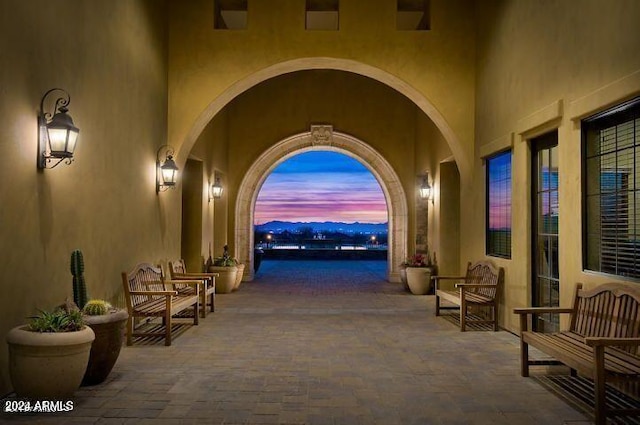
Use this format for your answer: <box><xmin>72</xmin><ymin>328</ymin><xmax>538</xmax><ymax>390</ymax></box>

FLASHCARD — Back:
<box><xmin>2</xmin><ymin>260</ymin><xmax>590</xmax><ymax>424</ymax></box>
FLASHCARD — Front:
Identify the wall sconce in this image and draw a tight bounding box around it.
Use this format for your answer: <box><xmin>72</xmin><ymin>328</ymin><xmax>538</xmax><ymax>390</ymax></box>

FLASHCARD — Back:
<box><xmin>419</xmin><ymin>172</ymin><xmax>433</xmax><ymax>203</ymax></box>
<box><xmin>156</xmin><ymin>145</ymin><xmax>179</xmax><ymax>193</ymax></box>
<box><xmin>209</xmin><ymin>177</ymin><xmax>223</xmax><ymax>202</ymax></box>
<box><xmin>37</xmin><ymin>88</ymin><xmax>80</xmax><ymax>169</ymax></box>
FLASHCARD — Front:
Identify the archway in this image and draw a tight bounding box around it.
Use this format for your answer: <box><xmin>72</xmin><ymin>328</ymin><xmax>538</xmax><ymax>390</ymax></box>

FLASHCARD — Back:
<box><xmin>177</xmin><ymin>57</ymin><xmax>469</xmax><ymax>181</ymax></box>
<box><xmin>236</xmin><ymin>127</ymin><xmax>407</xmax><ymax>282</ymax></box>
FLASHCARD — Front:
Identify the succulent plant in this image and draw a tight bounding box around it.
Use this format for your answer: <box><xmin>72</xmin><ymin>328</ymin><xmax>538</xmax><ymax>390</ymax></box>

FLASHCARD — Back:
<box><xmin>28</xmin><ymin>307</ymin><xmax>85</xmax><ymax>333</ymax></box>
<box><xmin>82</xmin><ymin>299</ymin><xmax>112</xmax><ymax>316</ymax></box>
<box><xmin>70</xmin><ymin>249</ymin><xmax>88</xmax><ymax>309</ymax></box>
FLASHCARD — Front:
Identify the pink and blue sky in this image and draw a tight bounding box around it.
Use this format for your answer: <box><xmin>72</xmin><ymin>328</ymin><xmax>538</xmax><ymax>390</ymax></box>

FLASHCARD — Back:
<box><xmin>254</xmin><ymin>151</ymin><xmax>388</xmax><ymax>225</ymax></box>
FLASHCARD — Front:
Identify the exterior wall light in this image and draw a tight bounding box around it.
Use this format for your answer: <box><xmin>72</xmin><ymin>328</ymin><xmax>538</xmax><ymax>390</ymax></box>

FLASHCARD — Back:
<box><xmin>419</xmin><ymin>172</ymin><xmax>433</xmax><ymax>203</ymax></box>
<box><xmin>209</xmin><ymin>177</ymin><xmax>223</xmax><ymax>201</ymax></box>
<box><xmin>156</xmin><ymin>145</ymin><xmax>179</xmax><ymax>193</ymax></box>
<box><xmin>38</xmin><ymin>88</ymin><xmax>80</xmax><ymax>169</ymax></box>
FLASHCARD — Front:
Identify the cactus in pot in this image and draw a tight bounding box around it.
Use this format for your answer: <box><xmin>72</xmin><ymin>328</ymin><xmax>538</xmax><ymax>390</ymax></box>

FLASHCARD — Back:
<box><xmin>82</xmin><ymin>299</ymin><xmax>111</xmax><ymax>316</ymax></box>
<box><xmin>71</xmin><ymin>249</ymin><xmax>88</xmax><ymax>310</ymax></box>
<box><xmin>67</xmin><ymin>250</ymin><xmax>128</xmax><ymax>386</ymax></box>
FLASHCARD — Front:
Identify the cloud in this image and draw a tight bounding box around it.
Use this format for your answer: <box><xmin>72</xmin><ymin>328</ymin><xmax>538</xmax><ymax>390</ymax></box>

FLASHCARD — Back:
<box><xmin>255</xmin><ymin>152</ymin><xmax>388</xmax><ymax>224</ymax></box>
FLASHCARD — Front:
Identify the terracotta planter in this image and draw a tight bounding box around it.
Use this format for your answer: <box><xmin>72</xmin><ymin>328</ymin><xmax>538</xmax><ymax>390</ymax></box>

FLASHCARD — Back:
<box><xmin>405</xmin><ymin>267</ymin><xmax>435</xmax><ymax>295</ymax></box>
<box><xmin>208</xmin><ymin>265</ymin><xmax>237</xmax><ymax>293</ymax></box>
<box><xmin>6</xmin><ymin>325</ymin><xmax>95</xmax><ymax>398</ymax></box>
<box><xmin>82</xmin><ymin>309</ymin><xmax>128</xmax><ymax>386</ymax></box>
<box><xmin>234</xmin><ymin>263</ymin><xmax>245</xmax><ymax>290</ymax></box>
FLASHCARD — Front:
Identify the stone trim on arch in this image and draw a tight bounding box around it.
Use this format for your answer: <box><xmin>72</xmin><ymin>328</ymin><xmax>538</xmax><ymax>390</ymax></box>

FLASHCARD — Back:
<box><xmin>235</xmin><ymin>128</ymin><xmax>407</xmax><ymax>282</ymax></box>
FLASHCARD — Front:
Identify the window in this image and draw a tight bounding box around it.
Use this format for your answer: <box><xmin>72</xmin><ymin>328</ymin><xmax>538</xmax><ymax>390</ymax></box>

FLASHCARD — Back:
<box><xmin>397</xmin><ymin>0</ymin><xmax>430</xmax><ymax>30</ymax></box>
<box><xmin>214</xmin><ymin>0</ymin><xmax>247</xmax><ymax>30</ymax></box>
<box><xmin>486</xmin><ymin>150</ymin><xmax>512</xmax><ymax>258</ymax></box>
<box><xmin>583</xmin><ymin>97</ymin><xmax>640</xmax><ymax>279</ymax></box>
<box><xmin>306</xmin><ymin>0</ymin><xmax>339</xmax><ymax>30</ymax></box>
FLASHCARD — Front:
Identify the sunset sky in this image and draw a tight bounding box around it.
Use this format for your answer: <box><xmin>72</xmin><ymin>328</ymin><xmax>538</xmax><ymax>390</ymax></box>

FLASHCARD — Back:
<box><xmin>254</xmin><ymin>151</ymin><xmax>388</xmax><ymax>225</ymax></box>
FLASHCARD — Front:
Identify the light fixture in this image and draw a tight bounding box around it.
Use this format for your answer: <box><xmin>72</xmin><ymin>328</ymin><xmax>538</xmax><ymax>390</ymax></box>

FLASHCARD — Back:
<box><xmin>156</xmin><ymin>145</ymin><xmax>179</xmax><ymax>193</ymax></box>
<box><xmin>209</xmin><ymin>177</ymin><xmax>223</xmax><ymax>201</ymax></box>
<box><xmin>419</xmin><ymin>172</ymin><xmax>433</xmax><ymax>203</ymax></box>
<box><xmin>37</xmin><ymin>88</ymin><xmax>80</xmax><ymax>169</ymax></box>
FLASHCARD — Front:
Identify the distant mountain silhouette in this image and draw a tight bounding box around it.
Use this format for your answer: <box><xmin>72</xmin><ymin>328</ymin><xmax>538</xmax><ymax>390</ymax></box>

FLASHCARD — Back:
<box><xmin>255</xmin><ymin>221</ymin><xmax>388</xmax><ymax>234</ymax></box>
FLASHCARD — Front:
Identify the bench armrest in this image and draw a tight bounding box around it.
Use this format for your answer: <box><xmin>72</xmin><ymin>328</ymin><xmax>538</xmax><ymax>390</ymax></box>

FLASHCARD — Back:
<box><xmin>165</xmin><ymin>280</ymin><xmax>202</xmax><ymax>287</ymax></box>
<box><xmin>173</xmin><ymin>273</ymin><xmax>219</xmax><ymax>279</ymax></box>
<box><xmin>455</xmin><ymin>283</ymin><xmax>497</xmax><ymax>289</ymax></box>
<box><xmin>513</xmin><ymin>307</ymin><xmax>574</xmax><ymax>315</ymax></box>
<box><xmin>585</xmin><ymin>337</ymin><xmax>640</xmax><ymax>347</ymax></box>
<box><xmin>431</xmin><ymin>275</ymin><xmax>466</xmax><ymax>281</ymax></box>
<box><xmin>130</xmin><ymin>290</ymin><xmax>178</xmax><ymax>296</ymax></box>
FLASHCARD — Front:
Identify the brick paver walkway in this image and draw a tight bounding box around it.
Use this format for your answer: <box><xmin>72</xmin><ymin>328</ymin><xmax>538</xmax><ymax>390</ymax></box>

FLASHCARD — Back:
<box><xmin>2</xmin><ymin>260</ymin><xmax>589</xmax><ymax>424</ymax></box>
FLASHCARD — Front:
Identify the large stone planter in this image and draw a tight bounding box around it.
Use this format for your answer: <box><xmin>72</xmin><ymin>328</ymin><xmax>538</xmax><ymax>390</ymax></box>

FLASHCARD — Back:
<box><xmin>208</xmin><ymin>265</ymin><xmax>237</xmax><ymax>293</ymax></box>
<box><xmin>6</xmin><ymin>325</ymin><xmax>95</xmax><ymax>398</ymax></box>
<box><xmin>399</xmin><ymin>265</ymin><xmax>409</xmax><ymax>291</ymax></box>
<box><xmin>82</xmin><ymin>309</ymin><xmax>128</xmax><ymax>386</ymax></box>
<box><xmin>234</xmin><ymin>263</ymin><xmax>245</xmax><ymax>290</ymax></box>
<box><xmin>405</xmin><ymin>267</ymin><xmax>435</xmax><ymax>295</ymax></box>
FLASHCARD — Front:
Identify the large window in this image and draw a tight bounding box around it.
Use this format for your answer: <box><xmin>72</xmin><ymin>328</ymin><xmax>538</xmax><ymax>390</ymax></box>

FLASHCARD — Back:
<box><xmin>486</xmin><ymin>150</ymin><xmax>512</xmax><ymax>258</ymax></box>
<box><xmin>583</xmin><ymin>97</ymin><xmax>640</xmax><ymax>279</ymax></box>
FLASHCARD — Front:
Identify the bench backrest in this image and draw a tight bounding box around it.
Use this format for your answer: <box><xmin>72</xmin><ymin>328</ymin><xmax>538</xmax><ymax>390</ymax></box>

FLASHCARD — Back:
<box><xmin>169</xmin><ymin>259</ymin><xmax>187</xmax><ymax>276</ymax></box>
<box><xmin>464</xmin><ymin>261</ymin><xmax>504</xmax><ymax>300</ymax></box>
<box><xmin>121</xmin><ymin>263</ymin><xmax>166</xmax><ymax>310</ymax></box>
<box><xmin>571</xmin><ymin>282</ymin><xmax>640</xmax><ymax>354</ymax></box>
<box><xmin>168</xmin><ymin>259</ymin><xmax>192</xmax><ymax>291</ymax></box>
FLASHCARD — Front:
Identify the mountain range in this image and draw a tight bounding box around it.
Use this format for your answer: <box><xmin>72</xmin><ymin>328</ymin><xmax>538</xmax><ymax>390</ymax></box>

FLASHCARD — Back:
<box><xmin>255</xmin><ymin>221</ymin><xmax>388</xmax><ymax>234</ymax></box>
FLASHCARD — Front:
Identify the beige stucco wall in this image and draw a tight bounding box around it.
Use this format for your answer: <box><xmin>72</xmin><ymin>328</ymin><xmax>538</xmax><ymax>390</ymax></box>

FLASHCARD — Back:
<box><xmin>0</xmin><ymin>0</ymin><xmax>170</xmax><ymax>394</ymax></box>
<box><xmin>473</xmin><ymin>0</ymin><xmax>640</xmax><ymax>332</ymax></box>
<box><xmin>168</xmin><ymin>0</ymin><xmax>476</xmax><ymax>180</ymax></box>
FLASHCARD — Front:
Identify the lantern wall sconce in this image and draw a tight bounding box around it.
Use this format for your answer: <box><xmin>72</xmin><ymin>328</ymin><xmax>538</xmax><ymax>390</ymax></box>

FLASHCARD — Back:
<box><xmin>209</xmin><ymin>177</ymin><xmax>223</xmax><ymax>202</ymax></box>
<box><xmin>419</xmin><ymin>172</ymin><xmax>433</xmax><ymax>204</ymax></box>
<box><xmin>37</xmin><ymin>88</ymin><xmax>80</xmax><ymax>169</ymax></box>
<box><xmin>156</xmin><ymin>145</ymin><xmax>179</xmax><ymax>193</ymax></box>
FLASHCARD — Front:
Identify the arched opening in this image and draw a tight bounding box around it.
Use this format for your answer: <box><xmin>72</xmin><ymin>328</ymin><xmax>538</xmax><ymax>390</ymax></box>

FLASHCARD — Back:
<box><xmin>236</xmin><ymin>129</ymin><xmax>407</xmax><ymax>282</ymax></box>
<box><xmin>254</xmin><ymin>150</ymin><xmax>389</xmax><ymax>268</ymax></box>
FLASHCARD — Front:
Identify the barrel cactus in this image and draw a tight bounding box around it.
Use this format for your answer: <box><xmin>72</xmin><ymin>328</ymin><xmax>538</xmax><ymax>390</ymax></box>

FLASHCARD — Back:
<box><xmin>70</xmin><ymin>249</ymin><xmax>88</xmax><ymax>309</ymax></box>
<box><xmin>82</xmin><ymin>299</ymin><xmax>111</xmax><ymax>316</ymax></box>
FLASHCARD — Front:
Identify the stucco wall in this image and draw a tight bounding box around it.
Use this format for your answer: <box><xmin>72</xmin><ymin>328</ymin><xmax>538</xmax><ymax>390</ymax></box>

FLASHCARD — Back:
<box><xmin>473</xmin><ymin>0</ymin><xmax>640</xmax><ymax>332</ymax></box>
<box><xmin>0</xmin><ymin>0</ymin><xmax>170</xmax><ymax>395</ymax></box>
<box><xmin>168</xmin><ymin>0</ymin><xmax>476</xmax><ymax>180</ymax></box>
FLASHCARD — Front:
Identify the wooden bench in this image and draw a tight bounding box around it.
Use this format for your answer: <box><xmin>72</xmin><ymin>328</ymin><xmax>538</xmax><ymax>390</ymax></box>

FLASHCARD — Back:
<box><xmin>168</xmin><ymin>259</ymin><xmax>218</xmax><ymax>318</ymax></box>
<box><xmin>432</xmin><ymin>261</ymin><xmax>503</xmax><ymax>331</ymax></box>
<box><xmin>515</xmin><ymin>283</ymin><xmax>640</xmax><ymax>425</ymax></box>
<box><xmin>122</xmin><ymin>263</ymin><xmax>200</xmax><ymax>346</ymax></box>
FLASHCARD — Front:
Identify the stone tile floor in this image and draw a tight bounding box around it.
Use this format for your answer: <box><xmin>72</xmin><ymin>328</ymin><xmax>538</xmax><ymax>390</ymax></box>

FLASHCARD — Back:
<box><xmin>1</xmin><ymin>260</ymin><xmax>591</xmax><ymax>424</ymax></box>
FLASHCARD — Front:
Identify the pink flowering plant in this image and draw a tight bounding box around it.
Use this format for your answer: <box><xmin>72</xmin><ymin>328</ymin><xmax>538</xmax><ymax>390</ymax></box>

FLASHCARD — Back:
<box><xmin>404</xmin><ymin>252</ymin><xmax>435</xmax><ymax>267</ymax></box>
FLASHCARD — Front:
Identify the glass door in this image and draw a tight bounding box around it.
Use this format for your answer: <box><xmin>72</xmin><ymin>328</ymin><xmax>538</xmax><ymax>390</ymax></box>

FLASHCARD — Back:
<box><xmin>532</xmin><ymin>132</ymin><xmax>559</xmax><ymax>332</ymax></box>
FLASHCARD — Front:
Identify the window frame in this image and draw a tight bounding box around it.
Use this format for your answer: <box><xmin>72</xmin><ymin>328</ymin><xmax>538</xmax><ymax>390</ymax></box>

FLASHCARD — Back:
<box><xmin>485</xmin><ymin>149</ymin><xmax>512</xmax><ymax>259</ymax></box>
<box><xmin>581</xmin><ymin>96</ymin><xmax>640</xmax><ymax>280</ymax></box>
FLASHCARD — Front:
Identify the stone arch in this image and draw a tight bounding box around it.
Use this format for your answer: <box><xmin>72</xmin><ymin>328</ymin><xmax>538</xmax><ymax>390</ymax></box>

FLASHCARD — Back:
<box><xmin>177</xmin><ymin>57</ymin><xmax>469</xmax><ymax>180</ymax></box>
<box><xmin>236</xmin><ymin>129</ymin><xmax>407</xmax><ymax>282</ymax></box>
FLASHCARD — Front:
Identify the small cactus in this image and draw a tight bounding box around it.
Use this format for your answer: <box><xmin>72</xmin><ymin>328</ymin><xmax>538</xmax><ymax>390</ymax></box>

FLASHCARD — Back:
<box><xmin>82</xmin><ymin>299</ymin><xmax>111</xmax><ymax>316</ymax></box>
<box><xmin>70</xmin><ymin>249</ymin><xmax>88</xmax><ymax>309</ymax></box>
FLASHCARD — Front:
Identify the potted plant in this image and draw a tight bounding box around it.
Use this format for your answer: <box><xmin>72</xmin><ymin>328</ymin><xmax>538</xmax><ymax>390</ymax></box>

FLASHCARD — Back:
<box><xmin>6</xmin><ymin>304</ymin><xmax>95</xmax><ymax>398</ymax></box>
<box><xmin>81</xmin><ymin>299</ymin><xmax>128</xmax><ymax>385</ymax></box>
<box><xmin>208</xmin><ymin>245</ymin><xmax>238</xmax><ymax>293</ymax></box>
<box><xmin>404</xmin><ymin>251</ymin><xmax>437</xmax><ymax>295</ymax></box>
<box><xmin>70</xmin><ymin>249</ymin><xmax>128</xmax><ymax>386</ymax></box>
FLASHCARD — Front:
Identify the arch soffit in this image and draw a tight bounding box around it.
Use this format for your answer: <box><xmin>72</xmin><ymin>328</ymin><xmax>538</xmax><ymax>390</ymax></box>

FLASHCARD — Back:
<box><xmin>177</xmin><ymin>57</ymin><xmax>469</xmax><ymax>180</ymax></box>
